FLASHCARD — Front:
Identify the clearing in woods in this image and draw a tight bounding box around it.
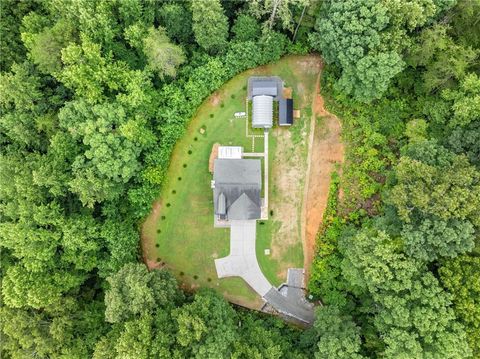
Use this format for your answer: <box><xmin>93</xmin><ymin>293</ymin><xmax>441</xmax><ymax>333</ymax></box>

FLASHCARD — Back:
<box><xmin>141</xmin><ymin>55</ymin><xmax>343</xmax><ymax>309</ymax></box>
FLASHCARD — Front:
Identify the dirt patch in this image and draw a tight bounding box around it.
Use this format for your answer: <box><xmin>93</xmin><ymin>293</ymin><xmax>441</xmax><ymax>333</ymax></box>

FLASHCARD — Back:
<box><xmin>302</xmin><ymin>70</ymin><xmax>344</xmax><ymax>280</ymax></box>
<box><xmin>283</xmin><ymin>87</ymin><xmax>293</xmax><ymax>98</ymax></box>
<box><xmin>141</xmin><ymin>200</ymin><xmax>162</xmax><ymax>270</ymax></box>
<box><xmin>209</xmin><ymin>143</ymin><xmax>220</xmax><ymax>173</ymax></box>
<box><xmin>297</xmin><ymin>58</ymin><xmax>322</xmax><ymax>74</ymax></box>
<box><xmin>210</xmin><ymin>92</ymin><xmax>221</xmax><ymax>106</ymax></box>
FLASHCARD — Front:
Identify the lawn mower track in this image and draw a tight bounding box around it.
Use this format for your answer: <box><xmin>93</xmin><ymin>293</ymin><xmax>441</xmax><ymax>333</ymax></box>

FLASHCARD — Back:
<box><xmin>302</xmin><ymin>63</ymin><xmax>344</xmax><ymax>280</ymax></box>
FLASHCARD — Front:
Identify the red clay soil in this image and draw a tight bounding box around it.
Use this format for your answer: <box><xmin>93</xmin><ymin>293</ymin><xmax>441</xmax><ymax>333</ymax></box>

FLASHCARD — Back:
<box><xmin>302</xmin><ymin>66</ymin><xmax>344</xmax><ymax>280</ymax></box>
<box><xmin>141</xmin><ymin>200</ymin><xmax>163</xmax><ymax>270</ymax></box>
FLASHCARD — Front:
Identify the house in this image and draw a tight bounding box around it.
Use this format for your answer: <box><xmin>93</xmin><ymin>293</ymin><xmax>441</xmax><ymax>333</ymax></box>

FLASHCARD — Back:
<box><xmin>279</xmin><ymin>98</ymin><xmax>293</xmax><ymax>126</ymax></box>
<box><xmin>212</xmin><ymin>158</ymin><xmax>262</xmax><ymax>221</ymax></box>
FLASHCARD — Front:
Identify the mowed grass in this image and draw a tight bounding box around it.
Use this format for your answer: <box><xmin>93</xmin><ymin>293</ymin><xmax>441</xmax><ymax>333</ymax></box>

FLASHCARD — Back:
<box><xmin>142</xmin><ymin>55</ymin><xmax>321</xmax><ymax>308</ymax></box>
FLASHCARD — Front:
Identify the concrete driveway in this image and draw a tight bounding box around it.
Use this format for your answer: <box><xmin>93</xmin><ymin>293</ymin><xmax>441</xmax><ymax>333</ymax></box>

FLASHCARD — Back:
<box><xmin>215</xmin><ymin>220</ymin><xmax>314</xmax><ymax>324</ymax></box>
<box><xmin>215</xmin><ymin>220</ymin><xmax>272</xmax><ymax>296</ymax></box>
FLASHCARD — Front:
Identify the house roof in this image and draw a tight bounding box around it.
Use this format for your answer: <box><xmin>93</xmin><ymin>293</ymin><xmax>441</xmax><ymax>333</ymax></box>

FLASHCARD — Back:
<box><xmin>279</xmin><ymin>98</ymin><xmax>293</xmax><ymax>126</ymax></box>
<box><xmin>213</xmin><ymin>159</ymin><xmax>262</xmax><ymax>220</ymax></box>
<box><xmin>252</xmin><ymin>95</ymin><xmax>273</xmax><ymax>128</ymax></box>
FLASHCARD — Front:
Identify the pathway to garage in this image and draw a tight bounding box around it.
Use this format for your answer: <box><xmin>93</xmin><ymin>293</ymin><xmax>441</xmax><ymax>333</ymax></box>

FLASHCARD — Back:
<box><xmin>215</xmin><ymin>219</ymin><xmax>314</xmax><ymax>324</ymax></box>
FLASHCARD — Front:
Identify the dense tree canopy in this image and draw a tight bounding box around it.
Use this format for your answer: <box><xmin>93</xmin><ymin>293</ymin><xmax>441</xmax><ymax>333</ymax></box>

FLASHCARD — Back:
<box><xmin>1</xmin><ymin>0</ymin><xmax>478</xmax><ymax>357</ymax></box>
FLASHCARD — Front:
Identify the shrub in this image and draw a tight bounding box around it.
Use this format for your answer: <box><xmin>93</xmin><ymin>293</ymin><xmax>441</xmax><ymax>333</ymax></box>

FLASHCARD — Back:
<box><xmin>187</xmin><ymin>150</ymin><xmax>192</xmax><ymax>154</ymax></box>
<box><xmin>172</xmin><ymin>190</ymin><xmax>176</xmax><ymax>194</ymax></box>
<box><xmin>193</xmin><ymin>275</ymin><xmax>198</xmax><ymax>280</ymax></box>
<box><xmin>155</xmin><ymin>243</ymin><xmax>159</xmax><ymax>248</ymax></box>
<box><xmin>183</xmin><ymin>164</ymin><xmax>187</xmax><ymax>168</ymax></box>
<box><xmin>166</xmin><ymin>203</ymin><xmax>171</xmax><ymax>207</ymax></box>
<box><xmin>156</xmin><ymin>229</ymin><xmax>161</xmax><ymax>233</ymax></box>
<box><xmin>161</xmin><ymin>215</ymin><xmax>166</xmax><ymax>220</ymax></box>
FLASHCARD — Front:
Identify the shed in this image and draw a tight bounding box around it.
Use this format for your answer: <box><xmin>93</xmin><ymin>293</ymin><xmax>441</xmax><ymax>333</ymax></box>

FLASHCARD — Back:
<box><xmin>279</xmin><ymin>98</ymin><xmax>293</xmax><ymax>126</ymax></box>
<box><xmin>252</xmin><ymin>95</ymin><xmax>273</xmax><ymax>128</ymax></box>
<box><xmin>218</xmin><ymin>146</ymin><xmax>243</xmax><ymax>159</ymax></box>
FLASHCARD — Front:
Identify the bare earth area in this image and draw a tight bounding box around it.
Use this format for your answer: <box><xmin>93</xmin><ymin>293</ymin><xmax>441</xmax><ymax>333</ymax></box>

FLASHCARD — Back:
<box><xmin>302</xmin><ymin>66</ymin><xmax>344</xmax><ymax>278</ymax></box>
<box><xmin>141</xmin><ymin>200</ymin><xmax>163</xmax><ymax>270</ymax></box>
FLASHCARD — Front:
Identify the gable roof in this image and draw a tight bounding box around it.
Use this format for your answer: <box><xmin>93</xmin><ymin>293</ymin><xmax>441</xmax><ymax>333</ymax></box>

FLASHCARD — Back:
<box><xmin>248</xmin><ymin>76</ymin><xmax>283</xmax><ymax>100</ymax></box>
<box><xmin>213</xmin><ymin>159</ymin><xmax>262</xmax><ymax>220</ymax></box>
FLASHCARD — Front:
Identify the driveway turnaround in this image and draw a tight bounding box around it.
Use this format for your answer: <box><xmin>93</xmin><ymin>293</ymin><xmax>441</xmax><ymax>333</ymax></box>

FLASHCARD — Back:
<box><xmin>215</xmin><ymin>220</ymin><xmax>314</xmax><ymax>324</ymax></box>
<box><xmin>215</xmin><ymin>220</ymin><xmax>272</xmax><ymax>296</ymax></box>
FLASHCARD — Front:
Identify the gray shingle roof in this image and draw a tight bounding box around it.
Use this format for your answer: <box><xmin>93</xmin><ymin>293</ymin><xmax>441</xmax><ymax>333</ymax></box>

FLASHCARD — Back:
<box><xmin>213</xmin><ymin>159</ymin><xmax>262</xmax><ymax>220</ymax></box>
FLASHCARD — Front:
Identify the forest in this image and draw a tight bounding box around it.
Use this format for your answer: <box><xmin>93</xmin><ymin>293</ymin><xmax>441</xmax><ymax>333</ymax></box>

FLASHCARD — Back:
<box><xmin>0</xmin><ymin>0</ymin><xmax>478</xmax><ymax>358</ymax></box>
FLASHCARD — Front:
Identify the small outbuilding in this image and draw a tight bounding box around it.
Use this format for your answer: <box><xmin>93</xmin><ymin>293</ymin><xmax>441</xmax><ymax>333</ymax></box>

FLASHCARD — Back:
<box><xmin>252</xmin><ymin>95</ymin><xmax>273</xmax><ymax>128</ymax></box>
<box><xmin>279</xmin><ymin>98</ymin><xmax>293</xmax><ymax>126</ymax></box>
<box><xmin>218</xmin><ymin>146</ymin><xmax>243</xmax><ymax>159</ymax></box>
<box><xmin>248</xmin><ymin>77</ymin><xmax>281</xmax><ymax>99</ymax></box>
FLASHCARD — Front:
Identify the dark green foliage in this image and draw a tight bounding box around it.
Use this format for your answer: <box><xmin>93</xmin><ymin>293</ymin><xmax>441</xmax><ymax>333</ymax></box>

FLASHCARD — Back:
<box><xmin>231</xmin><ymin>14</ymin><xmax>261</xmax><ymax>42</ymax></box>
<box><xmin>407</xmin><ymin>24</ymin><xmax>478</xmax><ymax>93</ymax></box>
<box><xmin>440</xmin><ymin>255</ymin><xmax>480</xmax><ymax>357</ymax></box>
<box><xmin>192</xmin><ymin>0</ymin><xmax>229</xmax><ymax>54</ymax></box>
<box><xmin>105</xmin><ymin>263</ymin><xmax>182</xmax><ymax>323</ymax></box>
<box><xmin>340</xmin><ymin>228</ymin><xmax>471</xmax><ymax>358</ymax></box>
<box><xmin>307</xmin><ymin>306</ymin><xmax>365</xmax><ymax>359</ymax></box>
<box><xmin>0</xmin><ymin>0</ymin><xmax>38</xmax><ymax>71</ymax></box>
<box><xmin>157</xmin><ymin>3</ymin><xmax>193</xmax><ymax>44</ymax></box>
<box><xmin>1</xmin><ymin>0</ymin><xmax>479</xmax><ymax>357</ymax></box>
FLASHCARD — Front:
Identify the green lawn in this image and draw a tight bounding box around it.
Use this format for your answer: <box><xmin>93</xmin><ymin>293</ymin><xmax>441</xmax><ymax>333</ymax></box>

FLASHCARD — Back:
<box><xmin>142</xmin><ymin>55</ymin><xmax>321</xmax><ymax>308</ymax></box>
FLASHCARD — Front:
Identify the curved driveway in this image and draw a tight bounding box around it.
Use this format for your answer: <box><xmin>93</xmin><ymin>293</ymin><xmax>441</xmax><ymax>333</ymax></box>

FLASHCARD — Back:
<box><xmin>215</xmin><ymin>220</ymin><xmax>272</xmax><ymax>296</ymax></box>
<box><xmin>215</xmin><ymin>220</ymin><xmax>313</xmax><ymax>324</ymax></box>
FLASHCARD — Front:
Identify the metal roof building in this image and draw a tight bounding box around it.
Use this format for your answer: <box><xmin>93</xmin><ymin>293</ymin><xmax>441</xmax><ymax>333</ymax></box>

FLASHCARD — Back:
<box><xmin>252</xmin><ymin>95</ymin><xmax>273</xmax><ymax>128</ymax></box>
<box><xmin>279</xmin><ymin>98</ymin><xmax>294</xmax><ymax>126</ymax></box>
<box><xmin>248</xmin><ymin>76</ymin><xmax>282</xmax><ymax>100</ymax></box>
<box><xmin>213</xmin><ymin>159</ymin><xmax>262</xmax><ymax>220</ymax></box>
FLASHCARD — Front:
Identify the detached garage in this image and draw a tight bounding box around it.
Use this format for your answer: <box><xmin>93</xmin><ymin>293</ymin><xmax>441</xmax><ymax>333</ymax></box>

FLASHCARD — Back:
<box><xmin>252</xmin><ymin>95</ymin><xmax>273</xmax><ymax>129</ymax></box>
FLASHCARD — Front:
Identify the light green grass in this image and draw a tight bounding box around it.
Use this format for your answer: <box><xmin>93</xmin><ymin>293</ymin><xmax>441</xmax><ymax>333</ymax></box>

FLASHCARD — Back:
<box><xmin>143</xmin><ymin>55</ymin><xmax>321</xmax><ymax>307</ymax></box>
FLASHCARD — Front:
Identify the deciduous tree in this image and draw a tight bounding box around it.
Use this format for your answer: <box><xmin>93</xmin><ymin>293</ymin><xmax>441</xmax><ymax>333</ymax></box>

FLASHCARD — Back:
<box><xmin>191</xmin><ymin>0</ymin><xmax>229</xmax><ymax>54</ymax></box>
